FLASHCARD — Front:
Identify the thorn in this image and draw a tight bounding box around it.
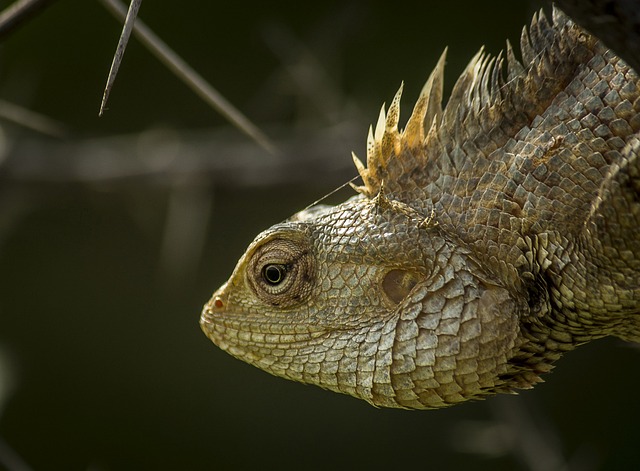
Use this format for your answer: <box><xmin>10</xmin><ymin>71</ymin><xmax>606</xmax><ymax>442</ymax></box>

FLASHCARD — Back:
<box><xmin>99</xmin><ymin>0</ymin><xmax>142</xmax><ymax>117</ymax></box>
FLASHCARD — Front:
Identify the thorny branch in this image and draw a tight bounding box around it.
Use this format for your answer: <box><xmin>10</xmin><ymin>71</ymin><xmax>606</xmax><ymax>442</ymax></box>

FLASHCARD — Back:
<box><xmin>97</xmin><ymin>0</ymin><xmax>279</xmax><ymax>155</ymax></box>
<box><xmin>99</xmin><ymin>0</ymin><xmax>142</xmax><ymax>117</ymax></box>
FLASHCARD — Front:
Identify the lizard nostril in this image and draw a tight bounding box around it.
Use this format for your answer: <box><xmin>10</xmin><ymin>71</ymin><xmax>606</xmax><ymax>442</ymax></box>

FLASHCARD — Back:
<box><xmin>213</xmin><ymin>297</ymin><xmax>224</xmax><ymax>309</ymax></box>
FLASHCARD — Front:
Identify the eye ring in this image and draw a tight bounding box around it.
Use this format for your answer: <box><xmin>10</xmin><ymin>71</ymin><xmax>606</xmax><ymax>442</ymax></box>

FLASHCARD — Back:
<box><xmin>246</xmin><ymin>235</ymin><xmax>314</xmax><ymax>307</ymax></box>
<box><xmin>262</xmin><ymin>264</ymin><xmax>287</xmax><ymax>285</ymax></box>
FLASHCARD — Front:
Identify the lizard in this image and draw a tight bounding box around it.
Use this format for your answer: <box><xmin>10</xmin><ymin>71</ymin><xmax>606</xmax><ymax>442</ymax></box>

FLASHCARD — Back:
<box><xmin>200</xmin><ymin>6</ymin><xmax>640</xmax><ymax>409</ymax></box>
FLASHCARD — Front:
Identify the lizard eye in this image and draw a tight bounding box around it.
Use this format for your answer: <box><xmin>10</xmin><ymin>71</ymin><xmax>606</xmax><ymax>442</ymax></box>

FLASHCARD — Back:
<box><xmin>262</xmin><ymin>264</ymin><xmax>287</xmax><ymax>285</ymax></box>
<box><xmin>247</xmin><ymin>236</ymin><xmax>314</xmax><ymax>307</ymax></box>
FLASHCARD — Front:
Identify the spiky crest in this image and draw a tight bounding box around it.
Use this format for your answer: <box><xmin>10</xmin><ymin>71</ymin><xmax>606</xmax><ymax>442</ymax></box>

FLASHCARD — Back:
<box><xmin>351</xmin><ymin>7</ymin><xmax>595</xmax><ymax>198</ymax></box>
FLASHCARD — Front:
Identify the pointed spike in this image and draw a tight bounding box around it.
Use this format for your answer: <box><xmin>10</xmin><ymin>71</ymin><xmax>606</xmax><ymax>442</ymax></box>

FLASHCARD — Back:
<box><xmin>529</xmin><ymin>9</ymin><xmax>551</xmax><ymax>52</ymax></box>
<box><xmin>480</xmin><ymin>56</ymin><xmax>496</xmax><ymax>108</ymax></box>
<box><xmin>404</xmin><ymin>97</ymin><xmax>428</xmax><ymax>148</ymax></box>
<box><xmin>349</xmin><ymin>182</ymin><xmax>369</xmax><ymax>196</ymax></box>
<box><xmin>402</xmin><ymin>103</ymin><xmax>427</xmax><ymax>149</ymax></box>
<box><xmin>377</xmin><ymin>83</ymin><xmax>403</xmax><ymax>161</ymax></box>
<box><xmin>552</xmin><ymin>4</ymin><xmax>569</xmax><ymax>26</ymax></box>
<box><xmin>478</xmin><ymin>66</ymin><xmax>487</xmax><ymax>110</ymax></box>
<box><xmin>472</xmin><ymin>55</ymin><xmax>485</xmax><ymax>109</ymax></box>
<box><xmin>386</xmin><ymin>82</ymin><xmax>403</xmax><ymax>132</ymax></box>
<box><xmin>443</xmin><ymin>47</ymin><xmax>484</xmax><ymax>128</ymax></box>
<box><xmin>367</xmin><ymin>125</ymin><xmax>375</xmax><ymax>163</ymax></box>
<box><xmin>491</xmin><ymin>50</ymin><xmax>504</xmax><ymax>103</ymax></box>
<box><xmin>468</xmin><ymin>52</ymin><xmax>486</xmax><ymax>111</ymax></box>
<box><xmin>426</xmin><ymin>115</ymin><xmax>439</xmax><ymax>143</ymax></box>
<box><xmin>404</xmin><ymin>48</ymin><xmax>446</xmax><ymax>148</ymax></box>
<box><xmin>373</xmin><ymin>180</ymin><xmax>390</xmax><ymax>208</ymax></box>
<box><xmin>352</xmin><ymin>150</ymin><xmax>376</xmax><ymax>196</ymax></box>
<box><xmin>537</xmin><ymin>8</ymin><xmax>552</xmax><ymax>36</ymax></box>
<box><xmin>467</xmin><ymin>48</ymin><xmax>485</xmax><ymax>83</ymax></box>
<box><xmin>520</xmin><ymin>19</ymin><xmax>535</xmax><ymax>65</ymax></box>
<box><xmin>423</xmin><ymin>48</ymin><xmax>446</xmax><ymax>134</ymax></box>
<box><xmin>374</xmin><ymin>104</ymin><xmax>386</xmax><ymax>142</ymax></box>
<box><xmin>506</xmin><ymin>40</ymin><xmax>524</xmax><ymax>81</ymax></box>
<box><xmin>351</xmin><ymin>151</ymin><xmax>367</xmax><ymax>176</ymax></box>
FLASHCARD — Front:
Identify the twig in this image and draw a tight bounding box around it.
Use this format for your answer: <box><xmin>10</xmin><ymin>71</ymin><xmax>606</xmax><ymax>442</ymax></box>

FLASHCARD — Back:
<box><xmin>157</xmin><ymin>176</ymin><xmax>213</xmax><ymax>292</ymax></box>
<box><xmin>490</xmin><ymin>398</ymin><xmax>566</xmax><ymax>471</ymax></box>
<box><xmin>0</xmin><ymin>0</ymin><xmax>57</xmax><ymax>41</ymax></box>
<box><xmin>99</xmin><ymin>0</ymin><xmax>141</xmax><ymax>117</ymax></box>
<box><xmin>97</xmin><ymin>0</ymin><xmax>278</xmax><ymax>155</ymax></box>
<box><xmin>261</xmin><ymin>22</ymin><xmax>345</xmax><ymax>124</ymax></box>
<box><xmin>0</xmin><ymin>436</ymin><xmax>32</xmax><ymax>471</ymax></box>
<box><xmin>0</xmin><ymin>99</ymin><xmax>68</xmax><ymax>138</ymax></box>
<box><xmin>0</xmin><ymin>122</ymin><xmax>359</xmax><ymax>185</ymax></box>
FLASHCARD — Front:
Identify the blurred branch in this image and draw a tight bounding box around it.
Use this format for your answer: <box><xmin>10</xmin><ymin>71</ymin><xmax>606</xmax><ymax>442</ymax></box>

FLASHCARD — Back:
<box><xmin>99</xmin><ymin>0</ymin><xmax>142</xmax><ymax>117</ymax></box>
<box><xmin>0</xmin><ymin>437</ymin><xmax>32</xmax><ymax>471</ymax></box>
<box><xmin>157</xmin><ymin>176</ymin><xmax>213</xmax><ymax>291</ymax></box>
<box><xmin>0</xmin><ymin>99</ymin><xmax>68</xmax><ymax>138</ymax></box>
<box><xmin>0</xmin><ymin>346</ymin><xmax>24</xmax><ymax>471</ymax></box>
<box><xmin>0</xmin><ymin>0</ymin><xmax>57</xmax><ymax>41</ymax></box>
<box><xmin>0</xmin><ymin>122</ymin><xmax>361</xmax><ymax>187</ymax></box>
<box><xmin>97</xmin><ymin>0</ymin><xmax>279</xmax><ymax>155</ymax></box>
<box><xmin>450</xmin><ymin>396</ymin><xmax>601</xmax><ymax>471</ymax></box>
<box><xmin>261</xmin><ymin>22</ymin><xmax>348</xmax><ymax>124</ymax></box>
<box><xmin>489</xmin><ymin>397</ymin><xmax>567</xmax><ymax>471</ymax></box>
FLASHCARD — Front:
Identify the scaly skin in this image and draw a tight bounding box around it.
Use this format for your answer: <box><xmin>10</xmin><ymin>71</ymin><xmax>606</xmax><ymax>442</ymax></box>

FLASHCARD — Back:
<box><xmin>200</xmin><ymin>8</ymin><xmax>640</xmax><ymax>409</ymax></box>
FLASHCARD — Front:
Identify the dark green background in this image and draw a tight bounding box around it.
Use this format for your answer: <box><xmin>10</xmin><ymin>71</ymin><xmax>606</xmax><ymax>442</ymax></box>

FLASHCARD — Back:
<box><xmin>0</xmin><ymin>0</ymin><xmax>638</xmax><ymax>469</ymax></box>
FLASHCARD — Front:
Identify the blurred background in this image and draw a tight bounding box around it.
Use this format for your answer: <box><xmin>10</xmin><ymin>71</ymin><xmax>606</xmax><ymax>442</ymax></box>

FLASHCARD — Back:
<box><xmin>0</xmin><ymin>0</ymin><xmax>638</xmax><ymax>469</ymax></box>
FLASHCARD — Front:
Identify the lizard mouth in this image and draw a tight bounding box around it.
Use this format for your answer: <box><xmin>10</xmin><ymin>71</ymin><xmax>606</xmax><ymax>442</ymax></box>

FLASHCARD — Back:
<box><xmin>199</xmin><ymin>291</ymin><xmax>227</xmax><ymax>343</ymax></box>
<box><xmin>200</xmin><ymin>293</ymin><xmax>329</xmax><ymax>350</ymax></box>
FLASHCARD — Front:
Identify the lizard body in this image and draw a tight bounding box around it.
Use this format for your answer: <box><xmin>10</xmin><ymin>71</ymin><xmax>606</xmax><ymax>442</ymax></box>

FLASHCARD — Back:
<box><xmin>201</xmin><ymin>8</ymin><xmax>640</xmax><ymax>409</ymax></box>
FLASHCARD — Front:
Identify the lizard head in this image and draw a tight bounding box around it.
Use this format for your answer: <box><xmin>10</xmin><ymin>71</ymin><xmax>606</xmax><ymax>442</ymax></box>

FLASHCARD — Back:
<box><xmin>199</xmin><ymin>9</ymin><xmax>589</xmax><ymax>407</ymax></box>
<box><xmin>201</xmin><ymin>193</ymin><xmax>537</xmax><ymax>409</ymax></box>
